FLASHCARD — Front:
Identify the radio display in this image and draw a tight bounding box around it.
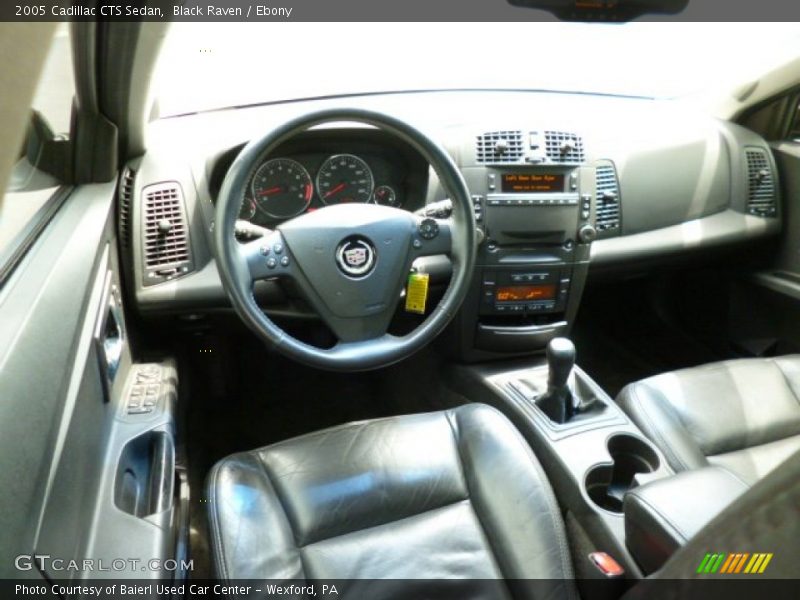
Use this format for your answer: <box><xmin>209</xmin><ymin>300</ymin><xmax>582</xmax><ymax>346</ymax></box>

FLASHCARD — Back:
<box><xmin>501</xmin><ymin>173</ymin><xmax>564</xmax><ymax>193</ymax></box>
<box><xmin>495</xmin><ymin>284</ymin><xmax>557</xmax><ymax>303</ymax></box>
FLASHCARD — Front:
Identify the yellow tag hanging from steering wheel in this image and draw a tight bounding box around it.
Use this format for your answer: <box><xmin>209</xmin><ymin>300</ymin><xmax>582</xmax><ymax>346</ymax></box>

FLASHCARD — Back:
<box><xmin>405</xmin><ymin>272</ymin><xmax>430</xmax><ymax>315</ymax></box>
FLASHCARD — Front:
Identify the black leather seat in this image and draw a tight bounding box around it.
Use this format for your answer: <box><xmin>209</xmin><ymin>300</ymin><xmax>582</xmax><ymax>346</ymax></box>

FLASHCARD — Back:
<box><xmin>617</xmin><ymin>356</ymin><xmax>800</xmax><ymax>485</ymax></box>
<box><xmin>207</xmin><ymin>403</ymin><xmax>576</xmax><ymax>594</ymax></box>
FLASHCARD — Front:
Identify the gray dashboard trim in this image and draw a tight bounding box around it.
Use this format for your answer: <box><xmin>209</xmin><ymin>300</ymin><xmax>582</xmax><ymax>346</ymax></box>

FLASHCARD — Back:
<box><xmin>590</xmin><ymin>209</ymin><xmax>780</xmax><ymax>266</ymax></box>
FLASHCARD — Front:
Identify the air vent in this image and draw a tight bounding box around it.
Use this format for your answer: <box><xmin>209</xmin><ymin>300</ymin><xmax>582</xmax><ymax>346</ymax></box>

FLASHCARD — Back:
<box><xmin>142</xmin><ymin>182</ymin><xmax>193</xmax><ymax>285</ymax></box>
<box><xmin>745</xmin><ymin>148</ymin><xmax>777</xmax><ymax>217</ymax></box>
<box><xmin>117</xmin><ymin>167</ymin><xmax>135</xmax><ymax>249</ymax></box>
<box><xmin>544</xmin><ymin>131</ymin><xmax>585</xmax><ymax>164</ymax></box>
<box><xmin>595</xmin><ymin>162</ymin><xmax>621</xmax><ymax>235</ymax></box>
<box><xmin>476</xmin><ymin>131</ymin><xmax>525</xmax><ymax>163</ymax></box>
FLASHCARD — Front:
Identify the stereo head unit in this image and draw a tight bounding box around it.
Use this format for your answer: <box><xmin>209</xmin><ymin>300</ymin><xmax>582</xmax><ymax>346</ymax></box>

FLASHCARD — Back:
<box><xmin>471</xmin><ymin>164</ymin><xmax>596</xmax><ymax>247</ymax></box>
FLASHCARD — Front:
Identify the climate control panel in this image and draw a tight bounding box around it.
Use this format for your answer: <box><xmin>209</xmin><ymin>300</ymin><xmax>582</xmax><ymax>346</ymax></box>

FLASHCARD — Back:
<box><xmin>479</xmin><ymin>267</ymin><xmax>572</xmax><ymax>315</ymax></box>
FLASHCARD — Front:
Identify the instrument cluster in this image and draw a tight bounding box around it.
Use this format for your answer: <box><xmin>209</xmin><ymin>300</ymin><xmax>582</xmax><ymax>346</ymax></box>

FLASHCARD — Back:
<box><xmin>239</xmin><ymin>152</ymin><xmax>405</xmax><ymax>224</ymax></box>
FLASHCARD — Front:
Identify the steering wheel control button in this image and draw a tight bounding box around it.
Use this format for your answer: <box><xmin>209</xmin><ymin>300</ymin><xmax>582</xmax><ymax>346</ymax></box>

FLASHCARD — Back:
<box><xmin>273</xmin><ymin>243</ymin><xmax>284</xmax><ymax>254</ymax></box>
<box><xmin>280</xmin><ymin>256</ymin><xmax>290</xmax><ymax>267</ymax></box>
<box><xmin>413</xmin><ymin>239</ymin><xmax>423</xmax><ymax>249</ymax></box>
<box><xmin>418</xmin><ymin>218</ymin><xmax>440</xmax><ymax>240</ymax></box>
<box><xmin>259</xmin><ymin>245</ymin><xmax>270</xmax><ymax>256</ymax></box>
<box><xmin>335</xmin><ymin>236</ymin><xmax>377</xmax><ymax>278</ymax></box>
<box><xmin>266</xmin><ymin>258</ymin><xmax>277</xmax><ymax>269</ymax></box>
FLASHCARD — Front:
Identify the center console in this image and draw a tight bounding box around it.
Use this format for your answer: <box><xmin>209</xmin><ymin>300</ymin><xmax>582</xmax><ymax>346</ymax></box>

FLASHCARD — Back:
<box><xmin>448</xmin><ymin>338</ymin><xmax>674</xmax><ymax>579</ymax></box>
<box><xmin>448</xmin><ymin>129</ymin><xmax>596</xmax><ymax>360</ymax></box>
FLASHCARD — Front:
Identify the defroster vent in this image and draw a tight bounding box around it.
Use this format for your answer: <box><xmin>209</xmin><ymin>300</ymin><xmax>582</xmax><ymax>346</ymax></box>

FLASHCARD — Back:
<box><xmin>142</xmin><ymin>182</ymin><xmax>194</xmax><ymax>285</ymax></box>
<box><xmin>595</xmin><ymin>161</ymin><xmax>621</xmax><ymax>236</ymax></box>
<box><xmin>745</xmin><ymin>148</ymin><xmax>777</xmax><ymax>217</ymax></box>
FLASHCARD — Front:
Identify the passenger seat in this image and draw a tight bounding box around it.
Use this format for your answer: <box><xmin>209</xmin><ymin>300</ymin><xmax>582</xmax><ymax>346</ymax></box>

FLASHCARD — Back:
<box><xmin>616</xmin><ymin>356</ymin><xmax>800</xmax><ymax>485</ymax></box>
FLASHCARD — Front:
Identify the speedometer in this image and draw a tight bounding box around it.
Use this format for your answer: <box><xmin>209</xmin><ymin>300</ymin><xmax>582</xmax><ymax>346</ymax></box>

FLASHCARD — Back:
<box><xmin>251</xmin><ymin>158</ymin><xmax>313</xmax><ymax>220</ymax></box>
<box><xmin>316</xmin><ymin>154</ymin><xmax>374</xmax><ymax>205</ymax></box>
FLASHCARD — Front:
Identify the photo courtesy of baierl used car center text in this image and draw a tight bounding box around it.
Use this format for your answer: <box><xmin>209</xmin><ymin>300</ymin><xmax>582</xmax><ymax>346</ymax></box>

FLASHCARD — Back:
<box><xmin>1</xmin><ymin>1</ymin><xmax>799</xmax><ymax>599</ymax></box>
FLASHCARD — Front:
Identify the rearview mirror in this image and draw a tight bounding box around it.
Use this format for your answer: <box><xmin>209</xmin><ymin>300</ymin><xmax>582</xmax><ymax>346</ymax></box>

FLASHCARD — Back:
<box><xmin>507</xmin><ymin>0</ymin><xmax>689</xmax><ymax>21</ymax></box>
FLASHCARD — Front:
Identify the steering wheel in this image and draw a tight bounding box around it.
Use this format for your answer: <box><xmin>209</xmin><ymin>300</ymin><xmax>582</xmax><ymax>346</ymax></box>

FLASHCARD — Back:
<box><xmin>214</xmin><ymin>109</ymin><xmax>476</xmax><ymax>371</ymax></box>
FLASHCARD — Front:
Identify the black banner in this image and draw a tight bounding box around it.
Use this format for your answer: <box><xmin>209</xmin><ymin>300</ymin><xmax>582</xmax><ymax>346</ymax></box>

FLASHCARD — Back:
<box><xmin>3</xmin><ymin>579</ymin><xmax>800</xmax><ymax>600</ymax></box>
<box><xmin>3</xmin><ymin>0</ymin><xmax>800</xmax><ymax>22</ymax></box>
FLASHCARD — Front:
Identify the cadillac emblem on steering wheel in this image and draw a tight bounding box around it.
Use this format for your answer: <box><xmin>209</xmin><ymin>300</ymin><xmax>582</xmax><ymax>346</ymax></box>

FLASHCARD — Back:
<box><xmin>336</xmin><ymin>236</ymin><xmax>377</xmax><ymax>278</ymax></box>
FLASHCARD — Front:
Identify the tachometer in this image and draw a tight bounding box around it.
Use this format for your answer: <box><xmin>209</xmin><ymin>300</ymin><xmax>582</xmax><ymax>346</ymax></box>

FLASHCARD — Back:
<box><xmin>251</xmin><ymin>158</ymin><xmax>313</xmax><ymax>220</ymax></box>
<box><xmin>316</xmin><ymin>154</ymin><xmax>374</xmax><ymax>205</ymax></box>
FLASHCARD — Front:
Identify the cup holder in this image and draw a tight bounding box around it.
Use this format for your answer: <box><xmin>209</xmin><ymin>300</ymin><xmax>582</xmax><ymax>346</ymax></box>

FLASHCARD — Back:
<box><xmin>585</xmin><ymin>434</ymin><xmax>660</xmax><ymax>513</ymax></box>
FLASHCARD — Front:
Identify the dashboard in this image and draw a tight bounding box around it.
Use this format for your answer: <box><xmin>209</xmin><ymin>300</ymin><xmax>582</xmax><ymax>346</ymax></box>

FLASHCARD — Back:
<box><xmin>127</xmin><ymin>89</ymin><xmax>783</xmax><ymax>358</ymax></box>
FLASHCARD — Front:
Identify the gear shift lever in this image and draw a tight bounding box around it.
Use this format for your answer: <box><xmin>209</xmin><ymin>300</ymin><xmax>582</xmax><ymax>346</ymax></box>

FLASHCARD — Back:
<box><xmin>547</xmin><ymin>338</ymin><xmax>575</xmax><ymax>394</ymax></box>
<box><xmin>536</xmin><ymin>338</ymin><xmax>576</xmax><ymax>423</ymax></box>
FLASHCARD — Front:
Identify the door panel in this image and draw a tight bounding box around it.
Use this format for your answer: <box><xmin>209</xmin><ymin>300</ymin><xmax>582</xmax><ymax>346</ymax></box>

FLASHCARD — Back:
<box><xmin>0</xmin><ymin>181</ymin><xmax>185</xmax><ymax>581</ymax></box>
<box><xmin>742</xmin><ymin>143</ymin><xmax>800</xmax><ymax>352</ymax></box>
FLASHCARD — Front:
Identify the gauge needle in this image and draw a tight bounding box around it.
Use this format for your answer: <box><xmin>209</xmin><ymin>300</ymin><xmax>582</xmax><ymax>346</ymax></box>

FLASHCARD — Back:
<box><xmin>257</xmin><ymin>186</ymin><xmax>283</xmax><ymax>196</ymax></box>
<box><xmin>324</xmin><ymin>182</ymin><xmax>347</xmax><ymax>198</ymax></box>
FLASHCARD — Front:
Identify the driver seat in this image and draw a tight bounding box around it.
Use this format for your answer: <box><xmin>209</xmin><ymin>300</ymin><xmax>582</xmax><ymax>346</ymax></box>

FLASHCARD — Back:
<box><xmin>207</xmin><ymin>403</ymin><xmax>576</xmax><ymax>594</ymax></box>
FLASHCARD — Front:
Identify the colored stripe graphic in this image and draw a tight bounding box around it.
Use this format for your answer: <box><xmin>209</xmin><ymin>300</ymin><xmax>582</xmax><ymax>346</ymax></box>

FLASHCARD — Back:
<box><xmin>744</xmin><ymin>554</ymin><xmax>760</xmax><ymax>573</ymax></box>
<box><xmin>708</xmin><ymin>552</ymin><xmax>774</xmax><ymax>574</ymax></box>
<box><xmin>719</xmin><ymin>554</ymin><xmax>736</xmax><ymax>573</ymax></box>
<box><xmin>723</xmin><ymin>553</ymin><xmax>741</xmax><ymax>574</ymax></box>
<box><xmin>710</xmin><ymin>553</ymin><xmax>726</xmax><ymax>573</ymax></box>
<box><xmin>735</xmin><ymin>553</ymin><xmax>750</xmax><ymax>573</ymax></box>
<box><xmin>709</xmin><ymin>553</ymin><xmax>721</xmax><ymax>573</ymax></box>
<box><xmin>697</xmin><ymin>554</ymin><xmax>712</xmax><ymax>574</ymax></box>
<box><xmin>758</xmin><ymin>554</ymin><xmax>773</xmax><ymax>573</ymax></box>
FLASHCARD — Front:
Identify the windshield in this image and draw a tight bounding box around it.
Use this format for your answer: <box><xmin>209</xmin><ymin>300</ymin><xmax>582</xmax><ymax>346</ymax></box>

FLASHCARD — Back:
<box><xmin>155</xmin><ymin>22</ymin><xmax>800</xmax><ymax>117</ymax></box>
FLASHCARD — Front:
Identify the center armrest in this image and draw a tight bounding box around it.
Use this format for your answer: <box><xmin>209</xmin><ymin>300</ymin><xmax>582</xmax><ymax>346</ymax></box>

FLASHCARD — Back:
<box><xmin>623</xmin><ymin>466</ymin><xmax>749</xmax><ymax>574</ymax></box>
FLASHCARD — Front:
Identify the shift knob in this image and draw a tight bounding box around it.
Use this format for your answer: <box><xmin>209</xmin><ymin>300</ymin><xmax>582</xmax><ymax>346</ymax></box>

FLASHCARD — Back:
<box><xmin>547</xmin><ymin>337</ymin><xmax>576</xmax><ymax>390</ymax></box>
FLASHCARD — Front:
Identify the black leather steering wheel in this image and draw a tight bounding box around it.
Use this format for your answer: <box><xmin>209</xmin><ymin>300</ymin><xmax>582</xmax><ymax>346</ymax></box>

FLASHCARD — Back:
<box><xmin>214</xmin><ymin>109</ymin><xmax>476</xmax><ymax>371</ymax></box>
